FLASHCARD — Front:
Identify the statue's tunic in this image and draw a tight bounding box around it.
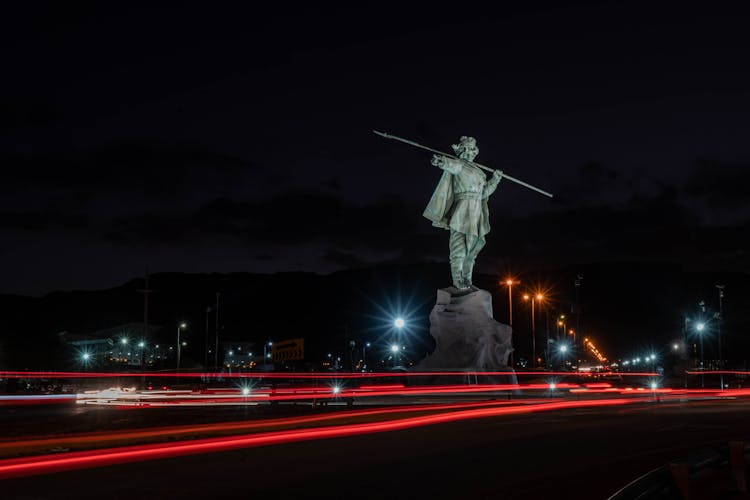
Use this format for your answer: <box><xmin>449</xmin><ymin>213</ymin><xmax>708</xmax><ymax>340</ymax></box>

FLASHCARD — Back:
<box><xmin>423</xmin><ymin>158</ymin><xmax>501</xmax><ymax>238</ymax></box>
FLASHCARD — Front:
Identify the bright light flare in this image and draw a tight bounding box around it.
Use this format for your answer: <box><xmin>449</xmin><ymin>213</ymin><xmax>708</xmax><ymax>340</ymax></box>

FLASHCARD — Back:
<box><xmin>394</xmin><ymin>318</ymin><xmax>405</xmax><ymax>329</ymax></box>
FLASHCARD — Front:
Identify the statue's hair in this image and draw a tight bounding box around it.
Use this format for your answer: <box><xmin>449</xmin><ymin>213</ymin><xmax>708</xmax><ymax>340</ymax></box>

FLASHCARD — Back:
<box><xmin>451</xmin><ymin>136</ymin><xmax>478</xmax><ymax>155</ymax></box>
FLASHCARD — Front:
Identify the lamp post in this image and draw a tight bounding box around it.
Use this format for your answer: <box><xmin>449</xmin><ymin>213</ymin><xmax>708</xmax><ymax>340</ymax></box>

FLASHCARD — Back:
<box><xmin>696</xmin><ymin>322</ymin><xmax>705</xmax><ymax>388</ymax></box>
<box><xmin>503</xmin><ymin>279</ymin><xmax>517</xmax><ymax>326</ymax></box>
<box><xmin>263</xmin><ymin>341</ymin><xmax>273</xmax><ymax>365</ymax></box>
<box><xmin>392</xmin><ymin>318</ymin><xmax>405</xmax><ymax>367</ymax></box>
<box><xmin>568</xmin><ymin>329</ymin><xmax>576</xmax><ymax>356</ymax></box>
<box><xmin>176</xmin><ymin>322</ymin><xmax>187</xmax><ymax>371</ymax></box>
<box><xmin>362</xmin><ymin>342</ymin><xmax>371</xmax><ymax>371</ymax></box>
<box><xmin>138</xmin><ymin>340</ymin><xmax>146</xmax><ymax>369</ymax></box>
<box><xmin>81</xmin><ymin>352</ymin><xmax>91</xmax><ymax>371</ymax></box>
<box><xmin>559</xmin><ymin>344</ymin><xmax>568</xmax><ymax>370</ymax></box>
<box><xmin>716</xmin><ymin>284</ymin><xmax>725</xmax><ymax>389</ymax></box>
<box><xmin>558</xmin><ymin>315</ymin><xmax>566</xmax><ymax>342</ymax></box>
<box><xmin>390</xmin><ymin>343</ymin><xmax>400</xmax><ymax>368</ymax></box>
<box><xmin>523</xmin><ymin>293</ymin><xmax>544</xmax><ymax>368</ymax></box>
<box><xmin>503</xmin><ymin>279</ymin><xmax>518</xmax><ymax>367</ymax></box>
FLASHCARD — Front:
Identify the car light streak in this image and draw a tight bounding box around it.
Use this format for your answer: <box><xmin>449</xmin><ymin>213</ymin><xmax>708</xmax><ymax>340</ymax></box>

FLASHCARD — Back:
<box><xmin>0</xmin><ymin>395</ymin><xmax>76</xmax><ymax>406</ymax></box>
<box><xmin>0</xmin><ymin>398</ymin><xmax>551</xmax><ymax>457</ymax></box>
<box><xmin>0</xmin><ymin>397</ymin><xmax>638</xmax><ymax>480</ymax></box>
<box><xmin>0</xmin><ymin>370</ymin><xmax>661</xmax><ymax>379</ymax></box>
<box><xmin>72</xmin><ymin>383</ymin><xmax>584</xmax><ymax>407</ymax></box>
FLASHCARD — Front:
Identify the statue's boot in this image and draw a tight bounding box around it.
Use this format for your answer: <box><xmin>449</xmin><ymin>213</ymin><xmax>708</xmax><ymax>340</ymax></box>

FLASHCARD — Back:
<box><xmin>451</xmin><ymin>262</ymin><xmax>467</xmax><ymax>289</ymax></box>
<box><xmin>462</xmin><ymin>258</ymin><xmax>476</xmax><ymax>288</ymax></box>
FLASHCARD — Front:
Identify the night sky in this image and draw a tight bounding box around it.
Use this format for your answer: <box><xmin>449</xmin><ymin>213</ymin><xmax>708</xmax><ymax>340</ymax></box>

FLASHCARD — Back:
<box><xmin>2</xmin><ymin>2</ymin><xmax>750</xmax><ymax>296</ymax></box>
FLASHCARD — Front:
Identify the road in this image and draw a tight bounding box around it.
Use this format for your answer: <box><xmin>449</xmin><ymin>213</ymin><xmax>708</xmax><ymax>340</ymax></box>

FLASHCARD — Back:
<box><xmin>3</xmin><ymin>398</ymin><xmax>750</xmax><ymax>499</ymax></box>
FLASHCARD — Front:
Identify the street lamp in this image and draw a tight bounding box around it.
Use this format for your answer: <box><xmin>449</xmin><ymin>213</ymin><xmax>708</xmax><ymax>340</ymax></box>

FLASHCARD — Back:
<box><xmin>362</xmin><ymin>342</ymin><xmax>371</xmax><ymax>372</ymax></box>
<box><xmin>558</xmin><ymin>315</ymin><xmax>566</xmax><ymax>342</ymax></box>
<box><xmin>523</xmin><ymin>293</ymin><xmax>544</xmax><ymax>368</ymax></box>
<box><xmin>138</xmin><ymin>340</ymin><xmax>146</xmax><ymax>368</ymax></box>
<box><xmin>390</xmin><ymin>343</ymin><xmax>400</xmax><ymax>367</ymax></box>
<box><xmin>81</xmin><ymin>352</ymin><xmax>91</xmax><ymax>370</ymax></box>
<box><xmin>558</xmin><ymin>344</ymin><xmax>569</xmax><ymax>370</ymax></box>
<box><xmin>394</xmin><ymin>317</ymin><xmax>405</xmax><ymax>329</ymax></box>
<box><xmin>568</xmin><ymin>329</ymin><xmax>576</xmax><ymax>349</ymax></box>
<box><xmin>503</xmin><ymin>278</ymin><xmax>518</xmax><ymax>367</ymax></box>
<box><xmin>696</xmin><ymin>322</ymin><xmax>705</xmax><ymax>387</ymax></box>
<box><xmin>176</xmin><ymin>322</ymin><xmax>187</xmax><ymax>370</ymax></box>
<box><xmin>502</xmin><ymin>278</ymin><xmax>518</xmax><ymax>326</ymax></box>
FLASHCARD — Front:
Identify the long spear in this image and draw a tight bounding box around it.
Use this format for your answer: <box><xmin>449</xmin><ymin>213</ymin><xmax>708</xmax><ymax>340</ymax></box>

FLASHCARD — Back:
<box><xmin>373</xmin><ymin>130</ymin><xmax>553</xmax><ymax>198</ymax></box>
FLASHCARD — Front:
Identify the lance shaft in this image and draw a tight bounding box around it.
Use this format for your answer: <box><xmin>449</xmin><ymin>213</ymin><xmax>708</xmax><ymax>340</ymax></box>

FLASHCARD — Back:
<box><xmin>373</xmin><ymin>130</ymin><xmax>553</xmax><ymax>198</ymax></box>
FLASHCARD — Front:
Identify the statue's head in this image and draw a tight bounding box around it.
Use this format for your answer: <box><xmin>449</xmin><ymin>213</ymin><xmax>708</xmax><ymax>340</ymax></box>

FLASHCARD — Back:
<box><xmin>452</xmin><ymin>136</ymin><xmax>478</xmax><ymax>161</ymax></box>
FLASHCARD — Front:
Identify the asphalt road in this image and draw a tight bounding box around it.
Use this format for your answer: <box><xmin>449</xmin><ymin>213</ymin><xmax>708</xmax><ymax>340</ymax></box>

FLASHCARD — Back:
<box><xmin>3</xmin><ymin>399</ymin><xmax>750</xmax><ymax>499</ymax></box>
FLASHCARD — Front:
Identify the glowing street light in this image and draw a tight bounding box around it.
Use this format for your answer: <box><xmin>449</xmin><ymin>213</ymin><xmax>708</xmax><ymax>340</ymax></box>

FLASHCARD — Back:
<box><xmin>523</xmin><ymin>293</ymin><xmax>544</xmax><ymax>368</ymax></box>
<box><xmin>394</xmin><ymin>317</ymin><xmax>405</xmax><ymax>329</ymax></box>
<box><xmin>176</xmin><ymin>322</ymin><xmax>187</xmax><ymax>370</ymax></box>
<box><xmin>362</xmin><ymin>342</ymin><xmax>371</xmax><ymax>372</ymax></box>
<box><xmin>695</xmin><ymin>321</ymin><xmax>706</xmax><ymax>387</ymax></box>
<box><xmin>503</xmin><ymin>277</ymin><xmax>522</xmax><ymax>368</ymax></box>
<box><xmin>502</xmin><ymin>278</ymin><xmax>518</xmax><ymax>334</ymax></box>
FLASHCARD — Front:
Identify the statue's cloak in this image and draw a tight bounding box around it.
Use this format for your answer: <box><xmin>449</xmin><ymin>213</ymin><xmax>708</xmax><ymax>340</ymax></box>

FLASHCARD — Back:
<box><xmin>423</xmin><ymin>171</ymin><xmax>454</xmax><ymax>230</ymax></box>
<box><xmin>423</xmin><ymin>170</ymin><xmax>492</xmax><ymax>238</ymax></box>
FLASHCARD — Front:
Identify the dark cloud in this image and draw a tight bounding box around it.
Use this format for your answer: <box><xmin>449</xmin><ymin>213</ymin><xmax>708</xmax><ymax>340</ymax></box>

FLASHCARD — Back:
<box><xmin>102</xmin><ymin>192</ymin><xmax>429</xmax><ymax>252</ymax></box>
<box><xmin>0</xmin><ymin>210</ymin><xmax>88</xmax><ymax>230</ymax></box>
<box><xmin>323</xmin><ymin>250</ymin><xmax>368</xmax><ymax>268</ymax></box>
<box><xmin>685</xmin><ymin>159</ymin><xmax>750</xmax><ymax>209</ymax></box>
<box><xmin>0</xmin><ymin>142</ymin><xmax>255</xmax><ymax>195</ymax></box>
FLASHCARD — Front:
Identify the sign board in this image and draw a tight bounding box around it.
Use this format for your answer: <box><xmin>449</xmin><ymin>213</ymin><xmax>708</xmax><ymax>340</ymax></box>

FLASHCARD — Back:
<box><xmin>272</xmin><ymin>338</ymin><xmax>304</xmax><ymax>362</ymax></box>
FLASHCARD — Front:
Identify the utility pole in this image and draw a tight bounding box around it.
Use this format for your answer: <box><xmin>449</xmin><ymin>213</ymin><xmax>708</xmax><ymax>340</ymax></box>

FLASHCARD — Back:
<box><xmin>205</xmin><ymin>305</ymin><xmax>211</xmax><ymax>371</ymax></box>
<box><xmin>136</xmin><ymin>267</ymin><xmax>157</xmax><ymax>366</ymax></box>
<box><xmin>699</xmin><ymin>300</ymin><xmax>706</xmax><ymax>388</ymax></box>
<box><xmin>214</xmin><ymin>292</ymin><xmax>220</xmax><ymax>370</ymax></box>
<box><xmin>716</xmin><ymin>285</ymin><xmax>725</xmax><ymax>389</ymax></box>
<box><xmin>503</xmin><ymin>279</ymin><xmax>518</xmax><ymax>368</ymax></box>
<box><xmin>574</xmin><ymin>274</ymin><xmax>583</xmax><ymax>353</ymax></box>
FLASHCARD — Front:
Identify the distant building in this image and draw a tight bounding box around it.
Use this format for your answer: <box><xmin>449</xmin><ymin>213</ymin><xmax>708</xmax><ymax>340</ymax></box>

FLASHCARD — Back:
<box><xmin>59</xmin><ymin>323</ymin><xmax>163</xmax><ymax>369</ymax></box>
<box><xmin>221</xmin><ymin>341</ymin><xmax>257</xmax><ymax>370</ymax></box>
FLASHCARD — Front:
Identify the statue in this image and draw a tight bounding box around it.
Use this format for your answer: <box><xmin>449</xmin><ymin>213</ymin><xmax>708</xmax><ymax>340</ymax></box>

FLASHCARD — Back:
<box><xmin>423</xmin><ymin>136</ymin><xmax>502</xmax><ymax>290</ymax></box>
<box><xmin>373</xmin><ymin>130</ymin><xmax>552</xmax><ymax>290</ymax></box>
<box><xmin>372</xmin><ymin>130</ymin><xmax>553</xmax><ymax>371</ymax></box>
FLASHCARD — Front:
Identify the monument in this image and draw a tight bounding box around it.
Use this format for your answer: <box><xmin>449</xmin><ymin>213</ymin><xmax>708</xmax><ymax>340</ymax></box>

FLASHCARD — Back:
<box><xmin>374</xmin><ymin>131</ymin><xmax>553</xmax><ymax>371</ymax></box>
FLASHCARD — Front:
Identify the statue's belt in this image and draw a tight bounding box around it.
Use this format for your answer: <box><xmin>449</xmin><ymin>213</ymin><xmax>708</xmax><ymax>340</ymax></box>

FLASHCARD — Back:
<box><xmin>453</xmin><ymin>192</ymin><xmax>482</xmax><ymax>201</ymax></box>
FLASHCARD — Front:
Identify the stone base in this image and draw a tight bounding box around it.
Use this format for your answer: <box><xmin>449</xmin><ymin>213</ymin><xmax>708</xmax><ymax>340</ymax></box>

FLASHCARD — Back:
<box><xmin>418</xmin><ymin>287</ymin><xmax>513</xmax><ymax>371</ymax></box>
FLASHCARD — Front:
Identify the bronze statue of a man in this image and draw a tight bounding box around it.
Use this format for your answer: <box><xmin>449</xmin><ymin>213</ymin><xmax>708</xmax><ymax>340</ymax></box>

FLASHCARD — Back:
<box><xmin>423</xmin><ymin>136</ymin><xmax>503</xmax><ymax>290</ymax></box>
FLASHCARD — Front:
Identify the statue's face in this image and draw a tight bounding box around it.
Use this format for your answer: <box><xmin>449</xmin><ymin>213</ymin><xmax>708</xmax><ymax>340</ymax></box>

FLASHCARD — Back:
<box><xmin>458</xmin><ymin>145</ymin><xmax>478</xmax><ymax>161</ymax></box>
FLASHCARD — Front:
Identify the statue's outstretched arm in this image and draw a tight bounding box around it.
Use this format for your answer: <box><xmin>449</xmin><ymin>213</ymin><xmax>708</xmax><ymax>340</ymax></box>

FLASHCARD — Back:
<box><xmin>482</xmin><ymin>170</ymin><xmax>503</xmax><ymax>198</ymax></box>
<box><xmin>431</xmin><ymin>155</ymin><xmax>463</xmax><ymax>175</ymax></box>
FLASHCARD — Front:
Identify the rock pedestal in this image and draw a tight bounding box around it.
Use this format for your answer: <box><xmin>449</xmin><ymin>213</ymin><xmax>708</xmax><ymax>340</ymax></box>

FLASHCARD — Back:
<box><xmin>419</xmin><ymin>287</ymin><xmax>513</xmax><ymax>370</ymax></box>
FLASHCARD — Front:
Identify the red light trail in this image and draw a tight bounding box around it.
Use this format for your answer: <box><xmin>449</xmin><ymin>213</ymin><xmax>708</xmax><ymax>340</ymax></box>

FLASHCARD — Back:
<box><xmin>0</xmin><ymin>397</ymin><xmax>637</xmax><ymax>480</ymax></box>
<box><xmin>0</xmin><ymin>370</ymin><xmax>664</xmax><ymax>379</ymax></box>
